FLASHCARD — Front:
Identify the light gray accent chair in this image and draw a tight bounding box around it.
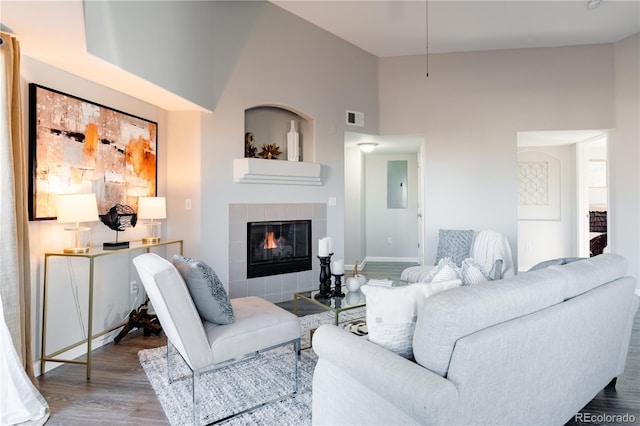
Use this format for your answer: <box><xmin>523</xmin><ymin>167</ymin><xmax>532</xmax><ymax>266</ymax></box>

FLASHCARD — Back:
<box><xmin>312</xmin><ymin>253</ymin><xmax>639</xmax><ymax>425</ymax></box>
<box><xmin>401</xmin><ymin>229</ymin><xmax>515</xmax><ymax>283</ymax></box>
<box><xmin>132</xmin><ymin>253</ymin><xmax>301</xmax><ymax>425</ymax></box>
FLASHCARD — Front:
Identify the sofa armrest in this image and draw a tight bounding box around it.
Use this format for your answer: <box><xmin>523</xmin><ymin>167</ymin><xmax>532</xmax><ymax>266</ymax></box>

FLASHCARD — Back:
<box><xmin>492</xmin><ymin>259</ymin><xmax>503</xmax><ymax>280</ymax></box>
<box><xmin>312</xmin><ymin>324</ymin><xmax>459</xmax><ymax>424</ymax></box>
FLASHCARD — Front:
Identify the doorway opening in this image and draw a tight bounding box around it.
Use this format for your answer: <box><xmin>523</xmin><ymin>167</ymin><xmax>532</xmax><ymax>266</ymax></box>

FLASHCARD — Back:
<box><xmin>344</xmin><ymin>132</ymin><xmax>424</xmax><ymax>271</ymax></box>
<box><xmin>577</xmin><ymin>136</ymin><xmax>609</xmax><ymax>258</ymax></box>
<box><xmin>516</xmin><ymin>130</ymin><xmax>608</xmax><ymax>271</ymax></box>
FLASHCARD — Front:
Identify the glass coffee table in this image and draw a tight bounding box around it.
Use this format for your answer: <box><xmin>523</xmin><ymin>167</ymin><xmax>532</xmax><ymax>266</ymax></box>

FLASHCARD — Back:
<box><xmin>293</xmin><ymin>289</ymin><xmax>366</xmax><ymax>326</ymax></box>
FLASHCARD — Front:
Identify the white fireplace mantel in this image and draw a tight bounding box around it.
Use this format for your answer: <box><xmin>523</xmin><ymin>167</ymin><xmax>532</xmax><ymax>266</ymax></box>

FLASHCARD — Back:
<box><xmin>233</xmin><ymin>158</ymin><xmax>323</xmax><ymax>185</ymax></box>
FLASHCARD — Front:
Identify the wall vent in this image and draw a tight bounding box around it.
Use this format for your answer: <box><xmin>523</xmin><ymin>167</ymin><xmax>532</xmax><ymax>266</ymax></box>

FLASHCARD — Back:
<box><xmin>346</xmin><ymin>110</ymin><xmax>364</xmax><ymax>127</ymax></box>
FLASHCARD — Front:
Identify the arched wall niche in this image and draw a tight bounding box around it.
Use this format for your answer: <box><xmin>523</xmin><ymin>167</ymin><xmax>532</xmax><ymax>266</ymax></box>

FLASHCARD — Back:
<box><xmin>245</xmin><ymin>104</ymin><xmax>314</xmax><ymax>162</ymax></box>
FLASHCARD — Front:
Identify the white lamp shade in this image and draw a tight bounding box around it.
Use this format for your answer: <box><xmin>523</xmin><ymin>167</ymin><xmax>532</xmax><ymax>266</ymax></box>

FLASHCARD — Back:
<box><xmin>138</xmin><ymin>197</ymin><xmax>166</xmax><ymax>220</ymax></box>
<box><xmin>56</xmin><ymin>194</ymin><xmax>99</xmax><ymax>223</ymax></box>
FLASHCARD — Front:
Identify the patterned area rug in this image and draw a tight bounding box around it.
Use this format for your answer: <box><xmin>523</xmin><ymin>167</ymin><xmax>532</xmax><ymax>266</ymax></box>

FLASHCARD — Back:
<box><xmin>342</xmin><ymin>319</ymin><xmax>368</xmax><ymax>336</ymax></box>
<box><xmin>138</xmin><ymin>307</ymin><xmax>365</xmax><ymax>425</ymax></box>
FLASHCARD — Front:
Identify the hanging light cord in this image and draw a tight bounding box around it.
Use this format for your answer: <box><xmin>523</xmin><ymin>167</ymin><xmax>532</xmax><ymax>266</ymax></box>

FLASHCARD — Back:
<box><xmin>425</xmin><ymin>0</ymin><xmax>429</xmax><ymax>77</ymax></box>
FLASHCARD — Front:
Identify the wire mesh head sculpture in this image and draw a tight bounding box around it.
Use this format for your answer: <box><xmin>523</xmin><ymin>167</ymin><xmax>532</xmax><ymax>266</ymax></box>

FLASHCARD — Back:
<box><xmin>100</xmin><ymin>204</ymin><xmax>137</xmax><ymax>247</ymax></box>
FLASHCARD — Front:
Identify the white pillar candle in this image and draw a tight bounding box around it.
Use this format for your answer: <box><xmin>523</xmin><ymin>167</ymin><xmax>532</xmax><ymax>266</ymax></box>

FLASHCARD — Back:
<box><xmin>326</xmin><ymin>237</ymin><xmax>333</xmax><ymax>254</ymax></box>
<box><xmin>318</xmin><ymin>237</ymin><xmax>329</xmax><ymax>257</ymax></box>
<box><xmin>332</xmin><ymin>259</ymin><xmax>344</xmax><ymax>275</ymax></box>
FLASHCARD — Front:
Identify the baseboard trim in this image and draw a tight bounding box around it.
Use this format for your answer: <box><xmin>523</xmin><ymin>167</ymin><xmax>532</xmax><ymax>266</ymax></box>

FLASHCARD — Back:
<box><xmin>364</xmin><ymin>256</ymin><xmax>419</xmax><ymax>263</ymax></box>
<box><xmin>346</xmin><ymin>259</ymin><xmax>367</xmax><ymax>272</ymax></box>
<box><xmin>346</xmin><ymin>257</ymin><xmax>419</xmax><ymax>272</ymax></box>
<box><xmin>33</xmin><ymin>333</ymin><xmax>116</xmax><ymax>376</ymax></box>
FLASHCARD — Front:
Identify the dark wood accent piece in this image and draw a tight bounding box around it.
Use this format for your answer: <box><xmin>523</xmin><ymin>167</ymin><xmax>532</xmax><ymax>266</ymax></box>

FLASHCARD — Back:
<box><xmin>114</xmin><ymin>301</ymin><xmax>162</xmax><ymax>344</ymax></box>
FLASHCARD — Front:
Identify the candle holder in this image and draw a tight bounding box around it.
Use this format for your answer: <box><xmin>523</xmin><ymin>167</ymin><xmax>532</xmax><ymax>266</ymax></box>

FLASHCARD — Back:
<box><xmin>332</xmin><ymin>273</ymin><xmax>345</xmax><ymax>298</ymax></box>
<box><xmin>334</xmin><ymin>296</ymin><xmax>342</xmax><ymax>309</ymax></box>
<box><xmin>315</xmin><ymin>255</ymin><xmax>333</xmax><ymax>300</ymax></box>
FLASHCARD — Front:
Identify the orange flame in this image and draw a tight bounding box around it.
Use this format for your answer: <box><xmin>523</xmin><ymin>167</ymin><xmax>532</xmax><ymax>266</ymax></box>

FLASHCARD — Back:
<box><xmin>263</xmin><ymin>232</ymin><xmax>277</xmax><ymax>249</ymax></box>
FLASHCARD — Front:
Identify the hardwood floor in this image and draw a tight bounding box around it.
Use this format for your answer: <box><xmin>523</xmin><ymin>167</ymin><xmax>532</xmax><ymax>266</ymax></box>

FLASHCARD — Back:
<box><xmin>38</xmin><ymin>329</ymin><xmax>169</xmax><ymax>426</ymax></box>
<box><xmin>37</xmin><ymin>261</ymin><xmax>639</xmax><ymax>425</ymax></box>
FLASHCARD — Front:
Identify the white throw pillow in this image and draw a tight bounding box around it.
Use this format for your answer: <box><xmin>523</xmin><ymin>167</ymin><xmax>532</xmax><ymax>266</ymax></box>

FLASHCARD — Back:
<box><xmin>423</xmin><ymin>257</ymin><xmax>461</xmax><ymax>283</ymax></box>
<box><xmin>460</xmin><ymin>257</ymin><xmax>491</xmax><ymax>285</ymax></box>
<box><xmin>361</xmin><ymin>280</ymin><xmax>462</xmax><ymax>359</ymax></box>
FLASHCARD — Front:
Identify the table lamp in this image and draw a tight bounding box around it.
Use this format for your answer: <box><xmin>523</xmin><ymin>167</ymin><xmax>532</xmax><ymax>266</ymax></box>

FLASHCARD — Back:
<box><xmin>56</xmin><ymin>193</ymin><xmax>99</xmax><ymax>253</ymax></box>
<box><xmin>138</xmin><ymin>196</ymin><xmax>166</xmax><ymax>244</ymax></box>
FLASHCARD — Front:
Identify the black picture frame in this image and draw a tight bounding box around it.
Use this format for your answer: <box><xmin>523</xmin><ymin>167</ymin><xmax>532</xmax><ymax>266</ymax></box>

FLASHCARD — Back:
<box><xmin>28</xmin><ymin>83</ymin><xmax>158</xmax><ymax>220</ymax></box>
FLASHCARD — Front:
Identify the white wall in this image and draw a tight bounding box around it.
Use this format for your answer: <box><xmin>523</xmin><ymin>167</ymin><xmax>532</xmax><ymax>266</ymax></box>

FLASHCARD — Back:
<box><xmin>166</xmin><ymin>111</ymin><xmax>202</xmax><ymax>259</ymax></box>
<box><xmin>379</xmin><ymin>44</ymin><xmax>617</xmax><ymax>270</ymax></box>
<box><xmin>84</xmin><ymin>1</ymin><xmax>217</xmax><ymax>111</ymax></box>
<box><xmin>611</xmin><ymin>33</ymin><xmax>640</xmax><ymax>287</ymax></box>
<box><xmin>587</xmin><ymin>140</ymin><xmax>608</xmax><ymax>211</ymax></box>
<box><xmin>21</xmin><ymin>1</ymin><xmax>379</xmax><ymax>368</ymax></box>
<box><xmin>344</xmin><ymin>143</ymin><xmax>366</xmax><ymax>268</ymax></box>
<box><xmin>20</xmin><ymin>57</ymin><xmax>175</xmax><ymax>368</ymax></box>
<box><xmin>193</xmin><ymin>2</ymin><xmax>379</xmax><ymax>295</ymax></box>
<box><xmin>517</xmin><ymin>145</ymin><xmax>576</xmax><ymax>270</ymax></box>
<box><xmin>364</xmin><ymin>153</ymin><xmax>419</xmax><ymax>261</ymax></box>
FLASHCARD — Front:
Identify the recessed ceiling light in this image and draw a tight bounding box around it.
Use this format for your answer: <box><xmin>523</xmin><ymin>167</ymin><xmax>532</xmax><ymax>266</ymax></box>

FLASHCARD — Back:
<box><xmin>587</xmin><ymin>0</ymin><xmax>602</xmax><ymax>10</ymax></box>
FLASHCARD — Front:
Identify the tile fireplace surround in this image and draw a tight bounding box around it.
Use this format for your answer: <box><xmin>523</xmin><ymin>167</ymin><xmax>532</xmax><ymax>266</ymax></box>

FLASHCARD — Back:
<box><xmin>228</xmin><ymin>203</ymin><xmax>326</xmax><ymax>303</ymax></box>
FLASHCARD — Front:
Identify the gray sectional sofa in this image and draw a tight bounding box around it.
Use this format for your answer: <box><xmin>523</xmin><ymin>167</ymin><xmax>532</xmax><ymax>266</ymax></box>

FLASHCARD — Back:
<box><xmin>312</xmin><ymin>253</ymin><xmax>639</xmax><ymax>425</ymax></box>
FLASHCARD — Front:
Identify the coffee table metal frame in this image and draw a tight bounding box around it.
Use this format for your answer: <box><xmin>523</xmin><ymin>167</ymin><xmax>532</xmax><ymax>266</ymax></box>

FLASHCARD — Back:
<box><xmin>293</xmin><ymin>289</ymin><xmax>365</xmax><ymax>326</ymax></box>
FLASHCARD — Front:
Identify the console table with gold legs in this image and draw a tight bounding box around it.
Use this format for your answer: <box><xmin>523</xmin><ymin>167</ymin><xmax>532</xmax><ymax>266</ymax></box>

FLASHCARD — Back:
<box><xmin>40</xmin><ymin>239</ymin><xmax>183</xmax><ymax>379</ymax></box>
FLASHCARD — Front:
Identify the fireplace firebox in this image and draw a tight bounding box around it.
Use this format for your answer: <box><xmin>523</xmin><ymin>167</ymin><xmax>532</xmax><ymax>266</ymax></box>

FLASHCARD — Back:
<box><xmin>247</xmin><ymin>220</ymin><xmax>312</xmax><ymax>278</ymax></box>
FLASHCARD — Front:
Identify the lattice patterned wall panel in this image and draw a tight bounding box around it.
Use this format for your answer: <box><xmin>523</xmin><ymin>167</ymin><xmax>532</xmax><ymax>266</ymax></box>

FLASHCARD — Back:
<box><xmin>518</xmin><ymin>161</ymin><xmax>549</xmax><ymax>206</ymax></box>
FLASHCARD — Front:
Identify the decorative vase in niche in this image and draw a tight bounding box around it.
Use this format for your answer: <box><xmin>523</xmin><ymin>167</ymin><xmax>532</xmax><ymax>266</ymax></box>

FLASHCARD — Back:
<box><xmin>287</xmin><ymin>120</ymin><xmax>299</xmax><ymax>162</ymax></box>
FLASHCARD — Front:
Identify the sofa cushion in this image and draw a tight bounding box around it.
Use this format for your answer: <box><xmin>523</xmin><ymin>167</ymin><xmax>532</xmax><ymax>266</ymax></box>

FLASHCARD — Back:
<box><xmin>202</xmin><ymin>296</ymin><xmax>300</xmax><ymax>364</ymax></box>
<box><xmin>548</xmin><ymin>253</ymin><xmax>627</xmax><ymax>300</ymax></box>
<box><xmin>435</xmin><ymin>229</ymin><xmax>474</xmax><ymax>267</ymax></box>
<box><xmin>413</xmin><ymin>267</ymin><xmax>568</xmax><ymax>377</ymax></box>
<box><xmin>173</xmin><ymin>255</ymin><xmax>235</xmax><ymax>325</ymax></box>
<box><xmin>528</xmin><ymin>257</ymin><xmax>584</xmax><ymax>271</ymax></box>
<box><xmin>401</xmin><ymin>265</ymin><xmax>435</xmax><ymax>283</ymax></box>
<box><xmin>361</xmin><ymin>280</ymin><xmax>461</xmax><ymax>359</ymax></box>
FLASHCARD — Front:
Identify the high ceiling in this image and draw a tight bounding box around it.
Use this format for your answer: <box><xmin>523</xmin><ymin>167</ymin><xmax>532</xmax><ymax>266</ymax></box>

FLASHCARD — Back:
<box><xmin>271</xmin><ymin>0</ymin><xmax>640</xmax><ymax>57</ymax></box>
<box><xmin>1</xmin><ymin>0</ymin><xmax>638</xmax><ymax>113</ymax></box>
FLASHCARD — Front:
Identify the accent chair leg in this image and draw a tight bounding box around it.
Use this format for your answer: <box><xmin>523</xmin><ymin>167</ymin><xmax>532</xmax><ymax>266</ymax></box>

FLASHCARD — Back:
<box><xmin>193</xmin><ymin>369</ymin><xmax>201</xmax><ymax>425</ymax></box>
<box><xmin>294</xmin><ymin>339</ymin><xmax>301</xmax><ymax>394</ymax></box>
<box><xmin>182</xmin><ymin>338</ymin><xmax>302</xmax><ymax>425</ymax></box>
<box><xmin>167</xmin><ymin>340</ymin><xmax>175</xmax><ymax>383</ymax></box>
<box><xmin>606</xmin><ymin>377</ymin><xmax>617</xmax><ymax>389</ymax></box>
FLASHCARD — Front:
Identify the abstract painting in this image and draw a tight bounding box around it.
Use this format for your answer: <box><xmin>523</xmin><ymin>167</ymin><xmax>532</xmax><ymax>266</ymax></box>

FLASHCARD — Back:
<box><xmin>28</xmin><ymin>84</ymin><xmax>157</xmax><ymax>220</ymax></box>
